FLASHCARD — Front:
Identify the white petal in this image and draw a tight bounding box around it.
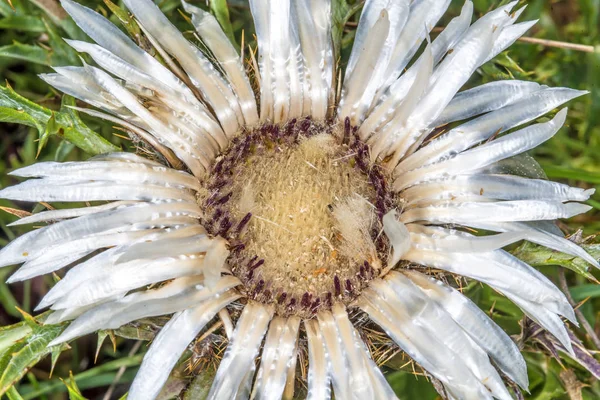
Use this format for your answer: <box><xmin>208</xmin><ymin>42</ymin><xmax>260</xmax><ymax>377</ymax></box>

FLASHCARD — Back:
<box><xmin>49</xmin><ymin>235</ymin><xmax>228</xmax><ymax>310</ymax></box>
<box><xmin>401</xmin><ymin>200</ymin><xmax>591</xmax><ymax>225</ymax></box>
<box><xmin>402</xmin><ymin>174</ymin><xmax>594</xmax><ymax>206</ymax></box>
<box><xmin>465</xmin><ymin>221</ymin><xmax>600</xmax><ymax>269</ymax></box>
<box><xmin>484</xmin><ymin>20</ymin><xmax>538</xmax><ymax>64</ymax></box>
<box><xmin>7</xmin><ymin>231</ymin><xmax>150</xmax><ymax>282</ymax></box>
<box><xmin>407</xmin><ymin>226</ymin><xmax>527</xmax><ymax>253</ymax></box>
<box><xmin>121</xmin><ymin>0</ymin><xmax>243</xmax><ymax>135</ymax></box>
<box><xmin>252</xmin><ymin>316</ymin><xmax>300</xmax><ymax>400</ymax></box>
<box><xmin>49</xmin><ymin>276</ymin><xmax>240</xmax><ymax>344</ymax></box>
<box><xmin>395</xmin><ymin>108</ymin><xmax>568</xmax><ymax>190</ymax></box>
<box><xmin>358</xmin><ymin>283</ymin><xmax>493</xmax><ymax>399</ymax></box>
<box><xmin>384</xmin><ymin>15</ymin><xmax>499</xmax><ymax>163</ymax></box>
<box><xmin>315</xmin><ymin>310</ymin><xmax>351</xmax><ymax>399</ymax></box>
<box><xmin>405</xmin><ymin>270</ymin><xmax>529</xmax><ymax>388</ymax></box>
<box><xmin>382</xmin><ymin>0</ymin><xmax>451</xmax><ymax>91</ymax></box>
<box><xmin>8</xmin><ymin>201</ymin><xmax>137</xmax><ymax>226</ymax></box>
<box><xmin>368</xmin><ymin>44</ymin><xmax>433</xmax><ymax>162</ymax></box>
<box><xmin>10</xmin><ymin>160</ymin><xmax>200</xmax><ymax>190</ymax></box>
<box><xmin>382</xmin><ymin>210</ymin><xmax>411</xmax><ymax>267</ymax></box>
<box><xmin>0</xmin><ymin>202</ymin><xmax>200</xmax><ymax>268</ymax></box>
<box><xmin>60</xmin><ymin>0</ymin><xmax>186</xmax><ymax>94</ymax></box>
<box><xmin>360</xmin><ymin>0</ymin><xmax>472</xmax><ymax>138</ymax></box>
<box><xmin>397</xmin><ymin>88</ymin><xmax>588</xmax><ymax>174</ymax></box>
<box><xmin>383</xmin><ymin>273</ymin><xmax>512</xmax><ymax>400</ymax></box>
<box><xmin>340</xmin><ymin>0</ymin><xmax>410</xmax><ymax>124</ymax></box>
<box><xmin>402</xmin><ymin>248</ymin><xmax>574</xmax><ymax>321</ymax></box>
<box><xmin>181</xmin><ymin>1</ymin><xmax>258</xmax><ymax>126</ymax></box>
<box><xmin>508</xmin><ymin>293</ymin><xmax>574</xmax><ymax>355</ymax></box>
<box><xmin>294</xmin><ymin>0</ymin><xmax>334</xmax><ymax>120</ymax></box>
<box><xmin>127</xmin><ymin>291</ymin><xmax>240</xmax><ymax>400</ymax></box>
<box><xmin>208</xmin><ymin>302</ymin><xmax>273</xmax><ymax>399</ymax></box>
<box><xmin>0</xmin><ymin>179</ymin><xmax>195</xmax><ymax>203</ymax></box>
<box><xmin>82</xmin><ymin>65</ymin><xmax>209</xmax><ymax>176</ymax></box>
<box><xmin>250</xmin><ymin>0</ymin><xmax>303</xmax><ymax>123</ymax></box>
<box><xmin>435</xmin><ymin>80</ymin><xmax>542</xmax><ymax>126</ymax></box>
<box><xmin>304</xmin><ymin>319</ymin><xmax>331</xmax><ymax>400</ymax></box>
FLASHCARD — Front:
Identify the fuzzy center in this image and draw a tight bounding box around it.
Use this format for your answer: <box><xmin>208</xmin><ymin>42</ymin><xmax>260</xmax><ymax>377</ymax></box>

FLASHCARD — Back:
<box><xmin>201</xmin><ymin>119</ymin><xmax>393</xmax><ymax>317</ymax></box>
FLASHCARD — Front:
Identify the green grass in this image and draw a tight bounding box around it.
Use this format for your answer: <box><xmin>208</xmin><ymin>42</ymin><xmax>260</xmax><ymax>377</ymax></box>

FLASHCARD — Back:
<box><xmin>0</xmin><ymin>0</ymin><xmax>599</xmax><ymax>399</ymax></box>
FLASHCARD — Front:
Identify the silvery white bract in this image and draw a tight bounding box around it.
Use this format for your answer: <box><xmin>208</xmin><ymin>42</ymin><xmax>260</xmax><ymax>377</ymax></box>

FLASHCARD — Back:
<box><xmin>0</xmin><ymin>0</ymin><xmax>597</xmax><ymax>399</ymax></box>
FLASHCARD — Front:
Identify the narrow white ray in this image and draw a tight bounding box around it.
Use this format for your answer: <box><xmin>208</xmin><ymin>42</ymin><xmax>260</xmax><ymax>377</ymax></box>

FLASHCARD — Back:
<box><xmin>468</xmin><ymin>221</ymin><xmax>599</xmax><ymax>269</ymax></box>
<box><xmin>304</xmin><ymin>319</ymin><xmax>331</xmax><ymax>400</ymax></box>
<box><xmin>407</xmin><ymin>225</ymin><xmax>527</xmax><ymax>253</ymax></box>
<box><xmin>401</xmin><ymin>248</ymin><xmax>575</xmax><ymax>322</ymax></box>
<box><xmin>64</xmin><ymin>39</ymin><xmax>227</xmax><ymax>147</ymax></box>
<box><xmin>127</xmin><ymin>290</ymin><xmax>240</xmax><ymax>400</ymax></box>
<box><xmin>252</xmin><ymin>316</ymin><xmax>300</xmax><ymax>400</ymax></box>
<box><xmin>7</xmin><ymin>231</ymin><xmax>152</xmax><ymax>282</ymax></box>
<box><xmin>368</xmin><ymin>44</ymin><xmax>433</xmax><ymax>161</ymax></box>
<box><xmin>382</xmin><ymin>13</ymin><xmax>499</xmax><ymax>165</ymax></box>
<box><xmin>250</xmin><ymin>0</ymin><xmax>303</xmax><ymax>123</ymax></box>
<box><xmin>331</xmin><ymin>303</ymin><xmax>398</xmax><ymax>399</ymax></box>
<box><xmin>395</xmin><ymin>109</ymin><xmax>568</xmax><ymax>191</ymax></box>
<box><xmin>484</xmin><ymin>20</ymin><xmax>538</xmax><ymax>64</ymax></box>
<box><xmin>0</xmin><ymin>202</ymin><xmax>201</xmax><ymax>268</ymax></box>
<box><xmin>38</xmin><ymin>226</ymin><xmax>206</xmax><ymax>308</ymax></box>
<box><xmin>10</xmin><ymin>160</ymin><xmax>199</xmax><ymax>190</ymax></box>
<box><xmin>382</xmin><ymin>274</ymin><xmax>512</xmax><ymax>399</ymax></box>
<box><xmin>48</xmin><ymin>236</ymin><xmax>229</xmax><ymax>310</ymax></box>
<box><xmin>339</xmin><ymin>0</ymin><xmax>410</xmax><ymax>124</ymax></box>
<box><xmin>397</xmin><ymin>88</ymin><xmax>588</xmax><ymax>174</ymax></box>
<box><xmin>294</xmin><ymin>0</ymin><xmax>334</xmax><ymax>119</ymax></box>
<box><xmin>402</xmin><ymin>174</ymin><xmax>595</xmax><ymax>206</ymax></box>
<box><xmin>181</xmin><ymin>1</ymin><xmax>258</xmax><ymax>126</ymax></box>
<box><xmin>381</xmin><ymin>0</ymin><xmax>451</xmax><ymax>91</ymax></box>
<box><xmin>0</xmin><ymin>179</ymin><xmax>195</xmax><ymax>203</ymax></box>
<box><xmin>121</xmin><ymin>0</ymin><xmax>244</xmax><ymax>135</ymax></box>
<box><xmin>358</xmin><ymin>286</ymin><xmax>494</xmax><ymax>399</ymax></box>
<box><xmin>406</xmin><ymin>270</ymin><xmax>529</xmax><ymax>388</ymax></box>
<box><xmin>207</xmin><ymin>302</ymin><xmax>273</xmax><ymax>399</ymax></box>
<box><xmin>400</xmin><ymin>200</ymin><xmax>591</xmax><ymax>225</ymax></box>
<box><xmin>508</xmin><ymin>293</ymin><xmax>574</xmax><ymax>355</ymax></box>
<box><xmin>316</xmin><ymin>310</ymin><xmax>352</xmax><ymax>399</ymax></box>
<box><xmin>434</xmin><ymin>80</ymin><xmax>542</xmax><ymax>126</ymax></box>
<box><xmin>82</xmin><ymin>65</ymin><xmax>208</xmax><ymax>176</ymax></box>
<box><xmin>382</xmin><ymin>210</ymin><xmax>411</xmax><ymax>267</ymax></box>
<box><xmin>60</xmin><ymin>0</ymin><xmax>189</xmax><ymax>95</ymax></box>
<box><xmin>49</xmin><ymin>276</ymin><xmax>240</xmax><ymax>345</ymax></box>
<box><xmin>8</xmin><ymin>201</ymin><xmax>137</xmax><ymax>227</ymax></box>
<box><xmin>359</xmin><ymin>0</ymin><xmax>472</xmax><ymax>139</ymax></box>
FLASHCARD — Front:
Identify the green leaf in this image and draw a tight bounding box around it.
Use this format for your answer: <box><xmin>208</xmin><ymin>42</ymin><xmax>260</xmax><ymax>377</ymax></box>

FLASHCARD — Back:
<box><xmin>209</xmin><ymin>0</ymin><xmax>237</xmax><ymax>47</ymax></box>
<box><xmin>62</xmin><ymin>372</ymin><xmax>87</xmax><ymax>400</ymax></box>
<box><xmin>0</xmin><ymin>322</ymin><xmax>32</xmax><ymax>355</ymax></box>
<box><xmin>55</xmin><ymin>96</ymin><xmax>120</xmax><ymax>155</ymax></box>
<box><xmin>0</xmin><ymin>321</ymin><xmax>65</xmax><ymax>396</ymax></box>
<box><xmin>5</xmin><ymin>386</ymin><xmax>25</xmax><ymax>400</ymax></box>
<box><xmin>512</xmin><ymin>241</ymin><xmax>599</xmax><ymax>281</ymax></box>
<box><xmin>0</xmin><ymin>42</ymin><xmax>53</xmax><ymax>66</ymax></box>
<box><xmin>183</xmin><ymin>365</ymin><xmax>217</xmax><ymax>400</ymax></box>
<box><xmin>0</xmin><ymin>85</ymin><xmax>120</xmax><ymax>155</ymax></box>
<box><xmin>331</xmin><ymin>0</ymin><xmax>363</xmax><ymax>65</ymax></box>
<box><xmin>0</xmin><ymin>16</ymin><xmax>46</xmax><ymax>32</ymax></box>
<box><xmin>570</xmin><ymin>284</ymin><xmax>600</xmax><ymax>302</ymax></box>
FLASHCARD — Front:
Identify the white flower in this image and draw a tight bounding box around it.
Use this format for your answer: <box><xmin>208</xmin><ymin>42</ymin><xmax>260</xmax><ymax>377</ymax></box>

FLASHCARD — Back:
<box><xmin>0</xmin><ymin>0</ymin><xmax>597</xmax><ymax>399</ymax></box>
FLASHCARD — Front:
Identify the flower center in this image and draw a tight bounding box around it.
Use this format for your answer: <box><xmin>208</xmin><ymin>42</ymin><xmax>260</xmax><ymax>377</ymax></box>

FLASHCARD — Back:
<box><xmin>200</xmin><ymin>118</ymin><xmax>395</xmax><ymax>317</ymax></box>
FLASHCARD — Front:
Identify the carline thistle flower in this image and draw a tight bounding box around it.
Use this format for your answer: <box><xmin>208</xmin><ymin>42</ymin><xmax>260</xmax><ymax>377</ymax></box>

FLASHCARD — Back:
<box><xmin>0</xmin><ymin>0</ymin><xmax>598</xmax><ymax>398</ymax></box>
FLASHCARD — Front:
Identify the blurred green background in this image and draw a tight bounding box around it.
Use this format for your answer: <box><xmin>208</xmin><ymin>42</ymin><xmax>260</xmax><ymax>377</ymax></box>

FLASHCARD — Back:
<box><xmin>0</xmin><ymin>0</ymin><xmax>599</xmax><ymax>398</ymax></box>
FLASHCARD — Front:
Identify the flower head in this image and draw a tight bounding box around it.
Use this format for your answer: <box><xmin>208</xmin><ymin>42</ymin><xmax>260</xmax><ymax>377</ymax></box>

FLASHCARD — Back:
<box><xmin>0</xmin><ymin>0</ymin><xmax>597</xmax><ymax>399</ymax></box>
